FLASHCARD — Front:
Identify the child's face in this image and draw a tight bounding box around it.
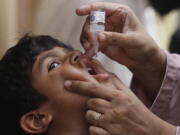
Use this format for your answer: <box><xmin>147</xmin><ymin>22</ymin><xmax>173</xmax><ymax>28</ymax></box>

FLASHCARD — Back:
<box><xmin>31</xmin><ymin>47</ymin><xmax>106</xmax><ymax>132</ymax></box>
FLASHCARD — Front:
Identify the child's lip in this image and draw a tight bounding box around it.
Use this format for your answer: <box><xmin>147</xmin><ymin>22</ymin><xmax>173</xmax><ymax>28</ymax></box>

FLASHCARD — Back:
<box><xmin>80</xmin><ymin>58</ymin><xmax>110</xmax><ymax>82</ymax></box>
<box><xmin>80</xmin><ymin>58</ymin><xmax>101</xmax><ymax>75</ymax></box>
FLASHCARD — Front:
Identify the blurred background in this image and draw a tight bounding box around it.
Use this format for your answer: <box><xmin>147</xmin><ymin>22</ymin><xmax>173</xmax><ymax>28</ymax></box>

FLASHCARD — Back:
<box><xmin>0</xmin><ymin>0</ymin><xmax>179</xmax><ymax>86</ymax></box>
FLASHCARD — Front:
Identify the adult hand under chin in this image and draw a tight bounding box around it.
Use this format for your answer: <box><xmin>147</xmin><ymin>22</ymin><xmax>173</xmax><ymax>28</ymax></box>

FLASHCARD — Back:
<box><xmin>64</xmin><ymin>77</ymin><xmax>176</xmax><ymax>135</ymax></box>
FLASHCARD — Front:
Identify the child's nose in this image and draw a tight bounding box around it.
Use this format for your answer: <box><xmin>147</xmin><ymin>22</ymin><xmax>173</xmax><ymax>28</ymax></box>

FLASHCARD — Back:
<box><xmin>70</xmin><ymin>51</ymin><xmax>82</xmax><ymax>65</ymax></box>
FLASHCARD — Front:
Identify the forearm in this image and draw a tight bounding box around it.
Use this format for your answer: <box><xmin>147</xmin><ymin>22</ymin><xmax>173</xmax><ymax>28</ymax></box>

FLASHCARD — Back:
<box><xmin>131</xmin><ymin>48</ymin><xmax>166</xmax><ymax>102</ymax></box>
<box><xmin>132</xmin><ymin>51</ymin><xmax>180</xmax><ymax>132</ymax></box>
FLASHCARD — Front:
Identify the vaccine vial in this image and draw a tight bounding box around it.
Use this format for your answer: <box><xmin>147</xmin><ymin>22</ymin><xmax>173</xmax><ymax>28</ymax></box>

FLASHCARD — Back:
<box><xmin>90</xmin><ymin>10</ymin><xmax>105</xmax><ymax>32</ymax></box>
<box><xmin>86</xmin><ymin>10</ymin><xmax>105</xmax><ymax>58</ymax></box>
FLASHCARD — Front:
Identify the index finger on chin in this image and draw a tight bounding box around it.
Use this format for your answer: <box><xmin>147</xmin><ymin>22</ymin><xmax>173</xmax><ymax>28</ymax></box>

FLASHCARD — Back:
<box><xmin>65</xmin><ymin>80</ymin><xmax>114</xmax><ymax>100</ymax></box>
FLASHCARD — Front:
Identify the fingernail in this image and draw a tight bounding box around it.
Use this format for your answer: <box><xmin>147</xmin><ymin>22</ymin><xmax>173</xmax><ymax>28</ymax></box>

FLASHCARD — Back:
<box><xmin>98</xmin><ymin>32</ymin><xmax>106</xmax><ymax>43</ymax></box>
<box><xmin>84</xmin><ymin>42</ymin><xmax>91</xmax><ymax>50</ymax></box>
<box><xmin>98</xmin><ymin>73</ymin><xmax>110</xmax><ymax>81</ymax></box>
<box><xmin>64</xmin><ymin>80</ymin><xmax>72</xmax><ymax>88</ymax></box>
<box><xmin>78</xmin><ymin>5</ymin><xmax>89</xmax><ymax>10</ymax></box>
<box><xmin>101</xmin><ymin>73</ymin><xmax>110</xmax><ymax>78</ymax></box>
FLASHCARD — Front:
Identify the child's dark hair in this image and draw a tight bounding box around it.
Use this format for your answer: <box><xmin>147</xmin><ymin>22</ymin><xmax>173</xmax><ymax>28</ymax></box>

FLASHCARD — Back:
<box><xmin>0</xmin><ymin>34</ymin><xmax>73</xmax><ymax>135</ymax></box>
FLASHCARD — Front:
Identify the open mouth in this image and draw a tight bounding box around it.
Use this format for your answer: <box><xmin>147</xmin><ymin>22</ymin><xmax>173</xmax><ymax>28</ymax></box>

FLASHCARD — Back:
<box><xmin>80</xmin><ymin>59</ymin><xmax>100</xmax><ymax>76</ymax></box>
<box><xmin>80</xmin><ymin>58</ymin><xmax>110</xmax><ymax>82</ymax></box>
<box><xmin>87</xmin><ymin>66</ymin><xmax>97</xmax><ymax>75</ymax></box>
<box><xmin>85</xmin><ymin>62</ymin><xmax>98</xmax><ymax>75</ymax></box>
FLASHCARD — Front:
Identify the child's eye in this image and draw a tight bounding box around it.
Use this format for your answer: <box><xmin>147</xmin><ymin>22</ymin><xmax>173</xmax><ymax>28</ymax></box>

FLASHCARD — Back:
<box><xmin>48</xmin><ymin>62</ymin><xmax>61</xmax><ymax>71</ymax></box>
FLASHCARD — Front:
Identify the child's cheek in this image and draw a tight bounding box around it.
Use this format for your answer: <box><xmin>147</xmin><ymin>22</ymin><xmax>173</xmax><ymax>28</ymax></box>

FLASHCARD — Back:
<box><xmin>60</xmin><ymin>66</ymin><xmax>87</xmax><ymax>81</ymax></box>
<box><xmin>60</xmin><ymin>66</ymin><xmax>97</xmax><ymax>82</ymax></box>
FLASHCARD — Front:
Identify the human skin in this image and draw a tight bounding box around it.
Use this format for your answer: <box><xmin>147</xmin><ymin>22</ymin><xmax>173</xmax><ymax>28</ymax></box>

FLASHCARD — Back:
<box><xmin>65</xmin><ymin>78</ymin><xmax>176</xmax><ymax>135</ymax></box>
<box><xmin>76</xmin><ymin>2</ymin><xmax>166</xmax><ymax>102</ymax></box>
<box><xmin>21</xmin><ymin>47</ymin><xmax>110</xmax><ymax>135</ymax></box>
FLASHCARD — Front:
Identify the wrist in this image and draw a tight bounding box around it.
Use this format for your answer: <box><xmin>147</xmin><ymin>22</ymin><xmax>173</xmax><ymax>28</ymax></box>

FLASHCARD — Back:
<box><xmin>159</xmin><ymin>121</ymin><xmax>176</xmax><ymax>135</ymax></box>
<box><xmin>149</xmin><ymin>113</ymin><xmax>176</xmax><ymax>135</ymax></box>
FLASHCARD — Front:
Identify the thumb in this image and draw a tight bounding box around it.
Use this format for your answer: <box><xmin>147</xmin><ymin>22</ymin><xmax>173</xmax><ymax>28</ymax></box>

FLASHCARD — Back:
<box><xmin>98</xmin><ymin>31</ymin><xmax>131</xmax><ymax>49</ymax></box>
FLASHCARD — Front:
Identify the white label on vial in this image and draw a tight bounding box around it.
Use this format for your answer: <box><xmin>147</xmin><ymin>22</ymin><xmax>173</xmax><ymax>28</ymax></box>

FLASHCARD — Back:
<box><xmin>90</xmin><ymin>11</ymin><xmax>105</xmax><ymax>24</ymax></box>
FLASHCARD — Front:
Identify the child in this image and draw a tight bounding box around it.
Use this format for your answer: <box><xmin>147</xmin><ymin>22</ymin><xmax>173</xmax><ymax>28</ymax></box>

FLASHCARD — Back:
<box><xmin>0</xmin><ymin>34</ymin><xmax>107</xmax><ymax>135</ymax></box>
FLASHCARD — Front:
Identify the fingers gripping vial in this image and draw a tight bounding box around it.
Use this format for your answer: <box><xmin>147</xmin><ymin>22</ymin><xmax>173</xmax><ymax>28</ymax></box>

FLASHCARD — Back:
<box><xmin>86</xmin><ymin>10</ymin><xmax>106</xmax><ymax>58</ymax></box>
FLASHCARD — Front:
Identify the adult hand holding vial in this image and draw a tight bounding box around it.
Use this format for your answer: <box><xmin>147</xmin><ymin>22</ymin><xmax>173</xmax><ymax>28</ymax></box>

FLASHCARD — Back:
<box><xmin>76</xmin><ymin>3</ymin><xmax>173</xmax><ymax>135</ymax></box>
<box><xmin>76</xmin><ymin>2</ymin><xmax>166</xmax><ymax>85</ymax></box>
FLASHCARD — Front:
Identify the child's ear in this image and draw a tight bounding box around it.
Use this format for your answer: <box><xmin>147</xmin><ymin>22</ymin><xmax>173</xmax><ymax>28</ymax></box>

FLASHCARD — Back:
<box><xmin>20</xmin><ymin>110</ymin><xmax>53</xmax><ymax>134</ymax></box>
